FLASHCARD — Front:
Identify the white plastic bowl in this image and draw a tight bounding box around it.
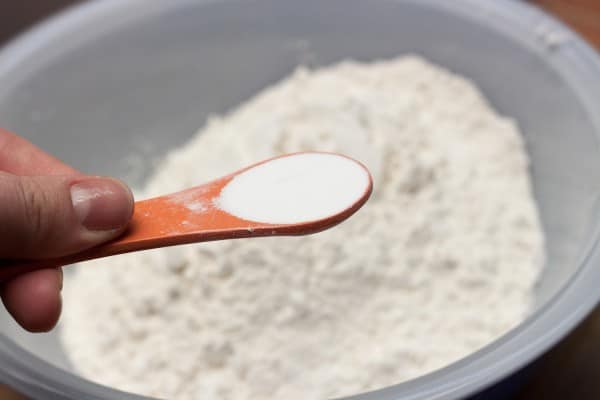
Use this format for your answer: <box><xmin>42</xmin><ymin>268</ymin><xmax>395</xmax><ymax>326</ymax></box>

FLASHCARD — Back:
<box><xmin>1</xmin><ymin>1</ymin><xmax>600</xmax><ymax>399</ymax></box>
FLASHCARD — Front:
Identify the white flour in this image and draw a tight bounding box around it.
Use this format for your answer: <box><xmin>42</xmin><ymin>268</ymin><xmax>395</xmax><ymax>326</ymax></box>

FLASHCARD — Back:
<box><xmin>61</xmin><ymin>56</ymin><xmax>544</xmax><ymax>399</ymax></box>
<box><xmin>216</xmin><ymin>153</ymin><xmax>371</xmax><ymax>224</ymax></box>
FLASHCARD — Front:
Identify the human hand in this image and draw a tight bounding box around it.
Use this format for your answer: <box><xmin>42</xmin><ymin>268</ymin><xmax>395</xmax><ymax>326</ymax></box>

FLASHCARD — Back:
<box><xmin>0</xmin><ymin>129</ymin><xmax>133</xmax><ymax>332</ymax></box>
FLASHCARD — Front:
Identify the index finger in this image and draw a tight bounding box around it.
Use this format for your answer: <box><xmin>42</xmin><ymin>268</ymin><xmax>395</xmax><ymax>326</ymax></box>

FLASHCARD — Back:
<box><xmin>0</xmin><ymin>128</ymin><xmax>81</xmax><ymax>176</ymax></box>
<box><xmin>1</xmin><ymin>268</ymin><xmax>62</xmax><ymax>332</ymax></box>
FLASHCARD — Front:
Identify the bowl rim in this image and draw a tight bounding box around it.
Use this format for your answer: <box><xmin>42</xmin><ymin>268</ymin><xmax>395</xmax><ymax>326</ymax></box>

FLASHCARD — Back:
<box><xmin>1</xmin><ymin>0</ymin><xmax>600</xmax><ymax>399</ymax></box>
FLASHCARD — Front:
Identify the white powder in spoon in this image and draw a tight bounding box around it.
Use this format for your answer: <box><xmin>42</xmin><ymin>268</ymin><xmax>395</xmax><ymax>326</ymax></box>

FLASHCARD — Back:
<box><xmin>216</xmin><ymin>153</ymin><xmax>370</xmax><ymax>224</ymax></box>
<box><xmin>60</xmin><ymin>56</ymin><xmax>544</xmax><ymax>400</ymax></box>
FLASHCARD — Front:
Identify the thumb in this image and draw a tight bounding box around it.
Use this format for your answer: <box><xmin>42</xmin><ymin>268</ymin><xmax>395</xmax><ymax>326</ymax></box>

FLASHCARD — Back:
<box><xmin>0</xmin><ymin>172</ymin><xmax>134</xmax><ymax>259</ymax></box>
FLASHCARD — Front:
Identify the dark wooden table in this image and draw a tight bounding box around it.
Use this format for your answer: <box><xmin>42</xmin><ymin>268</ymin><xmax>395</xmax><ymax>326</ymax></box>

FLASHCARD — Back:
<box><xmin>0</xmin><ymin>1</ymin><xmax>598</xmax><ymax>399</ymax></box>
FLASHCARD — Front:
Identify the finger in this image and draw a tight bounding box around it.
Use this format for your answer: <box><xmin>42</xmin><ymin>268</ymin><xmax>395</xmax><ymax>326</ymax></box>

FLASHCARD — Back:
<box><xmin>0</xmin><ymin>128</ymin><xmax>79</xmax><ymax>175</ymax></box>
<box><xmin>1</xmin><ymin>268</ymin><xmax>62</xmax><ymax>332</ymax></box>
<box><xmin>0</xmin><ymin>172</ymin><xmax>134</xmax><ymax>259</ymax></box>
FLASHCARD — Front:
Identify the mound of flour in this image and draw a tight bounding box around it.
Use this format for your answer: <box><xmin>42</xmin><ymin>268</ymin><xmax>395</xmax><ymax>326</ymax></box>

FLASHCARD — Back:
<box><xmin>61</xmin><ymin>56</ymin><xmax>544</xmax><ymax>399</ymax></box>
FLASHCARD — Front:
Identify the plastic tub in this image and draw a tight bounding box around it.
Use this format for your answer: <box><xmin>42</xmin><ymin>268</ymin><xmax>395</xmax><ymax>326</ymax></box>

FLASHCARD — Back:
<box><xmin>1</xmin><ymin>0</ymin><xmax>600</xmax><ymax>399</ymax></box>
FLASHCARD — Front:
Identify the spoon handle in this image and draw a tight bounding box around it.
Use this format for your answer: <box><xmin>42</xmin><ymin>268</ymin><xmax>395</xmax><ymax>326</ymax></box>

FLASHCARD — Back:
<box><xmin>0</xmin><ymin>190</ymin><xmax>358</xmax><ymax>281</ymax></box>
<box><xmin>0</xmin><ymin>177</ymin><xmax>270</xmax><ymax>276</ymax></box>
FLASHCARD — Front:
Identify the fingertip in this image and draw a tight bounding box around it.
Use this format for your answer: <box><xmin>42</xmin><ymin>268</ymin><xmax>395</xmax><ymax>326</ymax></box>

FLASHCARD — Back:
<box><xmin>1</xmin><ymin>268</ymin><xmax>62</xmax><ymax>333</ymax></box>
<box><xmin>70</xmin><ymin>177</ymin><xmax>135</xmax><ymax>233</ymax></box>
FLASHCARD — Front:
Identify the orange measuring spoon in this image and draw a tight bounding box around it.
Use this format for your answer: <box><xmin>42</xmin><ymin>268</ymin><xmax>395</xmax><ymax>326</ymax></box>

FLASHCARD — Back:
<box><xmin>0</xmin><ymin>152</ymin><xmax>372</xmax><ymax>282</ymax></box>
